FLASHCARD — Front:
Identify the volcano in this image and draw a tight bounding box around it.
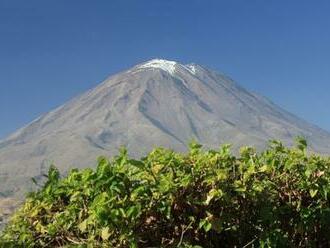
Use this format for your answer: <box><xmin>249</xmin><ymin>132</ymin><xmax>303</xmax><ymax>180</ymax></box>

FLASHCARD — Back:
<box><xmin>1</xmin><ymin>58</ymin><xmax>330</xmax><ymax>204</ymax></box>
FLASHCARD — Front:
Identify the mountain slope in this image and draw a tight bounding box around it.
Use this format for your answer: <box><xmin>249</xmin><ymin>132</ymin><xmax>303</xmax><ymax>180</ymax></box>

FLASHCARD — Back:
<box><xmin>1</xmin><ymin>59</ymin><xmax>330</xmax><ymax>203</ymax></box>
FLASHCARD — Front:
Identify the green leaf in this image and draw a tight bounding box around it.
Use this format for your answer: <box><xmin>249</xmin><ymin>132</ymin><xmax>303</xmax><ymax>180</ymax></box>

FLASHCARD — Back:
<box><xmin>78</xmin><ymin>219</ymin><xmax>88</xmax><ymax>232</ymax></box>
<box><xmin>96</xmin><ymin>156</ymin><xmax>111</xmax><ymax>177</ymax></box>
<box><xmin>127</xmin><ymin>205</ymin><xmax>141</xmax><ymax>219</ymax></box>
<box><xmin>259</xmin><ymin>165</ymin><xmax>269</xmax><ymax>173</ymax></box>
<box><xmin>203</xmin><ymin>222</ymin><xmax>212</xmax><ymax>232</ymax></box>
<box><xmin>205</xmin><ymin>189</ymin><xmax>222</xmax><ymax>205</ymax></box>
<box><xmin>199</xmin><ymin>219</ymin><xmax>212</xmax><ymax>232</ymax></box>
<box><xmin>128</xmin><ymin>159</ymin><xmax>145</xmax><ymax>170</ymax></box>
<box><xmin>295</xmin><ymin>136</ymin><xmax>307</xmax><ymax>152</ymax></box>
<box><xmin>309</xmin><ymin>189</ymin><xmax>318</xmax><ymax>198</ymax></box>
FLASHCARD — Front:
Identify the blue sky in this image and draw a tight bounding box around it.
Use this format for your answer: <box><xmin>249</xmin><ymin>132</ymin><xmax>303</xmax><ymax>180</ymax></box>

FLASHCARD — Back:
<box><xmin>1</xmin><ymin>0</ymin><xmax>330</xmax><ymax>139</ymax></box>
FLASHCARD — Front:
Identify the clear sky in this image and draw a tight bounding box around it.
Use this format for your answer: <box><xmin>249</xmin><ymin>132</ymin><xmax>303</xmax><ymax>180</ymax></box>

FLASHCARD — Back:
<box><xmin>1</xmin><ymin>0</ymin><xmax>330</xmax><ymax>139</ymax></box>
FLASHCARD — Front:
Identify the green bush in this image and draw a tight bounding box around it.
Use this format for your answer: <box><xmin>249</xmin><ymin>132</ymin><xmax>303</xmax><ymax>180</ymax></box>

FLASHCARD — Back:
<box><xmin>1</xmin><ymin>138</ymin><xmax>330</xmax><ymax>247</ymax></box>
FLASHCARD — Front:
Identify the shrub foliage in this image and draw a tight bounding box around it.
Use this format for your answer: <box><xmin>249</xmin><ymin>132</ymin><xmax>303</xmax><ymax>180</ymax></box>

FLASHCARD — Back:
<box><xmin>1</xmin><ymin>139</ymin><xmax>330</xmax><ymax>247</ymax></box>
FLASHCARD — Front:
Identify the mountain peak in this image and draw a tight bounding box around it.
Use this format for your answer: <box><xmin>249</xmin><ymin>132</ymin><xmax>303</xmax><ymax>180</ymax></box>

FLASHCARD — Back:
<box><xmin>137</xmin><ymin>58</ymin><xmax>200</xmax><ymax>76</ymax></box>
<box><xmin>137</xmin><ymin>59</ymin><xmax>178</xmax><ymax>75</ymax></box>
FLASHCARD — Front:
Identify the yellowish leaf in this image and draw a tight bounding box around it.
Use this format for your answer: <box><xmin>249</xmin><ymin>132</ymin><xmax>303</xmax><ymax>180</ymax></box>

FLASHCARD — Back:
<box><xmin>101</xmin><ymin>227</ymin><xmax>111</xmax><ymax>241</ymax></box>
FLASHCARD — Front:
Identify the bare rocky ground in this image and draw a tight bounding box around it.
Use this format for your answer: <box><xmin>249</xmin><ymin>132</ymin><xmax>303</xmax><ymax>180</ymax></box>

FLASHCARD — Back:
<box><xmin>0</xmin><ymin>198</ymin><xmax>20</xmax><ymax>231</ymax></box>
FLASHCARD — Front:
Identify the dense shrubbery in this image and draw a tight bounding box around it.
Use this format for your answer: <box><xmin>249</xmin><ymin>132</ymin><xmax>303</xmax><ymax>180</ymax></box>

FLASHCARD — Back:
<box><xmin>1</xmin><ymin>138</ymin><xmax>330</xmax><ymax>247</ymax></box>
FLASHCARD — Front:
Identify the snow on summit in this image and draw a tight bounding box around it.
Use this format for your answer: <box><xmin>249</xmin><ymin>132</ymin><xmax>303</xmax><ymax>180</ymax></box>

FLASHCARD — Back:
<box><xmin>185</xmin><ymin>64</ymin><xmax>197</xmax><ymax>75</ymax></box>
<box><xmin>138</xmin><ymin>59</ymin><xmax>178</xmax><ymax>75</ymax></box>
<box><xmin>137</xmin><ymin>59</ymin><xmax>198</xmax><ymax>76</ymax></box>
